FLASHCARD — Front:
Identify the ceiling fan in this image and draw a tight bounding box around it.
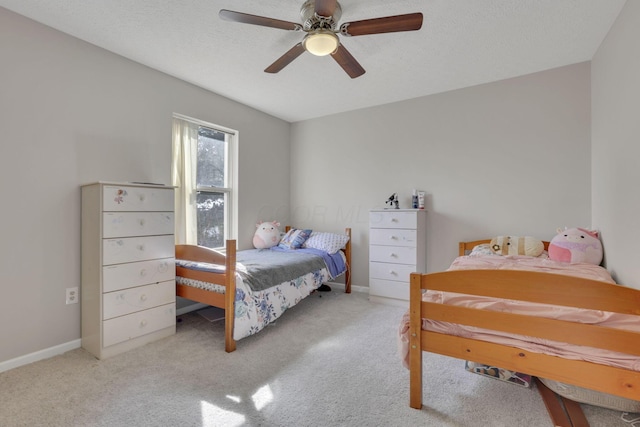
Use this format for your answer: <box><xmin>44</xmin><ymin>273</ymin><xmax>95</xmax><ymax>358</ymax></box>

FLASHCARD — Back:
<box><xmin>219</xmin><ymin>0</ymin><xmax>423</xmax><ymax>79</ymax></box>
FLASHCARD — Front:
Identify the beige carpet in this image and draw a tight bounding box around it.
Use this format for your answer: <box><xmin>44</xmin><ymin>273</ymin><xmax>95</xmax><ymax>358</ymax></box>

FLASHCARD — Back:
<box><xmin>197</xmin><ymin>306</ymin><xmax>225</xmax><ymax>322</ymax></box>
<box><xmin>0</xmin><ymin>291</ymin><xmax>635</xmax><ymax>426</ymax></box>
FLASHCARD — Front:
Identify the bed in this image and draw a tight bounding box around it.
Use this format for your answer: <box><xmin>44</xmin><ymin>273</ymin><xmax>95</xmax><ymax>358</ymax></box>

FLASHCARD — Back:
<box><xmin>175</xmin><ymin>227</ymin><xmax>352</xmax><ymax>352</ymax></box>
<box><xmin>401</xmin><ymin>239</ymin><xmax>640</xmax><ymax>425</ymax></box>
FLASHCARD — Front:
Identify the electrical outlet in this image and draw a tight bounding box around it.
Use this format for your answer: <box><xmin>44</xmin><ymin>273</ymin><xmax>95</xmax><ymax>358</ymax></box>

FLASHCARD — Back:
<box><xmin>66</xmin><ymin>287</ymin><xmax>79</xmax><ymax>304</ymax></box>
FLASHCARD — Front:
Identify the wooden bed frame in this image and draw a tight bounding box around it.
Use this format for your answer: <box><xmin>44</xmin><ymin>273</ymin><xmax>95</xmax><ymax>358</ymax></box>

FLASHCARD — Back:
<box><xmin>176</xmin><ymin>227</ymin><xmax>352</xmax><ymax>353</ymax></box>
<box><xmin>409</xmin><ymin>239</ymin><xmax>640</xmax><ymax>425</ymax></box>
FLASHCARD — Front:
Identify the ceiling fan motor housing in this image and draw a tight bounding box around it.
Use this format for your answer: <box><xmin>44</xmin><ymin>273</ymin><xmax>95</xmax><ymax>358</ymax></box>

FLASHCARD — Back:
<box><xmin>300</xmin><ymin>0</ymin><xmax>342</xmax><ymax>31</ymax></box>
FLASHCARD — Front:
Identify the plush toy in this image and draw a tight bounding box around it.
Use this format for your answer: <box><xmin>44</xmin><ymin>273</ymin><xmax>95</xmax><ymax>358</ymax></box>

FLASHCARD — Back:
<box><xmin>252</xmin><ymin>221</ymin><xmax>281</xmax><ymax>249</ymax></box>
<box><xmin>490</xmin><ymin>236</ymin><xmax>544</xmax><ymax>257</ymax></box>
<box><xmin>548</xmin><ymin>227</ymin><xmax>603</xmax><ymax>265</ymax></box>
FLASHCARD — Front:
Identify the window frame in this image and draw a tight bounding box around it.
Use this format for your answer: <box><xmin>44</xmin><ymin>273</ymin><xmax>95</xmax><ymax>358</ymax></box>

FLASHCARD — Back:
<box><xmin>172</xmin><ymin>113</ymin><xmax>238</xmax><ymax>249</ymax></box>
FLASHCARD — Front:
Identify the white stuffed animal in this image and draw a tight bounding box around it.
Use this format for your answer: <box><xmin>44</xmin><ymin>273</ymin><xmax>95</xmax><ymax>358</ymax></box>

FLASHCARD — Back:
<box><xmin>490</xmin><ymin>235</ymin><xmax>544</xmax><ymax>257</ymax></box>
<box><xmin>252</xmin><ymin>221</ymin><xmax>281</xmax><ymax>249</ymax></box>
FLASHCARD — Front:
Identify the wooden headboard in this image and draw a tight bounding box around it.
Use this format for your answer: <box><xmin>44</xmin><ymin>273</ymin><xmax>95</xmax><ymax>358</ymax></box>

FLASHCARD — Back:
<box><xmin>459</xmin><ymin>239</ymin><xmax>551</xmax><ymax>256</ymax></box>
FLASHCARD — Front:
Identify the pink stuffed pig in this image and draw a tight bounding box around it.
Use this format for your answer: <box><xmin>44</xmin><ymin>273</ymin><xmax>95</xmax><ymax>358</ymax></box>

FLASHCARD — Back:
<box><xmin>548</xmin><ymin>227</ymin><xmax>603</xmax><ymax>265</ymax></box>
<box><xmin>253</xmin><ymin>221</ymin><xmax>281</xmax><ymax>249</ymax></box>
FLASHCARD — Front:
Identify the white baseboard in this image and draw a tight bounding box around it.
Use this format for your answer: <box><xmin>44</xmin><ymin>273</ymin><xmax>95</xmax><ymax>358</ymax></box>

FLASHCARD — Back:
<box><xmin>326</xmin><ymin>281</ymin><xmax>368</xmax><ymax>294</ymax></box>
<box><xmin>0</xmin><ymin>339</ymin><xmax>81</xmax><ymax>374</ymax></box>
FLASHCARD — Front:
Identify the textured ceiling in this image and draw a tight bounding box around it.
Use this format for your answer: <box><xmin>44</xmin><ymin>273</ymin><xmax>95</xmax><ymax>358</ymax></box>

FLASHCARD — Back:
<box><xmin>0</xmin><ymin>0</ymin><xmax>627</xmax><ymax>122</ymax></box>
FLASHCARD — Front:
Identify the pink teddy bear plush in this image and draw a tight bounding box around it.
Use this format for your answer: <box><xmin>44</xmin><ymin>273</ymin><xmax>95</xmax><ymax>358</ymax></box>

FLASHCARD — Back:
<box><xmin>548</xmin><ymin>227</ymin><xmax>603</xmax><ymax>265</ymax></box>
<box><xmin>252</xmin><ymin>221</ymin><xmax>281</xmax><ymax>249</ymax></box>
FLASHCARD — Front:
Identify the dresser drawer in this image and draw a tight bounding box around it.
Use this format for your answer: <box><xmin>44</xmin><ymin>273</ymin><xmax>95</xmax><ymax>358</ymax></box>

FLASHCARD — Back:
<box><xmin>103</xmin><ymin>303</ymin><xmax>175</xmax><ymax>348</ymax></box>
<box><xmin>103</xmin><ymin>280</ymin><xmax>175</xmax><ymax>320</ymax></box>
<box><xmin>103</xmin><ymin>235</ymin><xmax>175</xmax><ymax>265</ymax></box>
<box><xmin>103</xmin><ymin>212</ymin><xmax>174</xmax><ymax>238</ymax></box>
<box><xmin>103</xmin><ymin>185</ymin><xmax>173</xmax><ymax>212</ymax></box>
<box><xmin>369</xmin><ymin>245</ymin><xmax>417</xmax><ymax>265</ymax></box>
<box><xmin>369</xmin><ymin>278</ymin><xmax>409</xmax><ymax>300</ymax></box>
<box><xmin>369</xmin><ymin>261</ymin><xmax>416</xmax><ymax>282</ymax></box>
<box><xmin>103</xmin><ymin>258</ymin><xmax>175</xmax><ymax>293</ymax></box>
<box><xmin>370</xmin><ymin>228</ymin><xmax>417</xmax><ymax>247</ymax></box>
<box><xmin>370</xmin><ymin>211</ymin><xmax>417</xmax><ymax>229</ymax></box>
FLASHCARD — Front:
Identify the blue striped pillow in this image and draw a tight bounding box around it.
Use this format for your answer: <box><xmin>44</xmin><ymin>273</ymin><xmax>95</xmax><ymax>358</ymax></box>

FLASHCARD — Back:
<box><xmin>277</xmin><ymin>228</ymin><xmax>312</xmax><ymax>250</ymax></box>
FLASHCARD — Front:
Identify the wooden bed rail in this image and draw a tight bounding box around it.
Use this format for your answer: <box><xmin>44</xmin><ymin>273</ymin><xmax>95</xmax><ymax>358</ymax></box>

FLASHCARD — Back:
<box><xmin>421</xmin><ymin>269</ymin><xmax>640</xmax><ymax>314</ymax></box>
<box><xmin>408</xmin><ymin>271</ymin><xmax>640</xmax><ymax>410</ymax></box>
<box><xmin>224</xmin><ymin>240</ymin><xmax>236</xmax><ymax>352</ymax></box>
<box><xmin>343</xmin><ymin>228</ymin><xmax>352</xmax><ymax>293</ymax></box>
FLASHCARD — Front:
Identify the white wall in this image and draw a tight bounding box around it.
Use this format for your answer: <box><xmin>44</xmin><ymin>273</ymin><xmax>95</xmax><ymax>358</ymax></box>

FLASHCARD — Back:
<box><xmin>0</xmin><ymin>8</ymin><xmax>291</xmax><ymax>364</ymax></box>
<box><xmin>291</xmin><ymin>63</ymin><xmax>592</xmax><ymax>288</ymax></box>
<box><xmin>591</xmin><ymin>0</ymin><xmax>640</xmax><ymax>289</ymax></box>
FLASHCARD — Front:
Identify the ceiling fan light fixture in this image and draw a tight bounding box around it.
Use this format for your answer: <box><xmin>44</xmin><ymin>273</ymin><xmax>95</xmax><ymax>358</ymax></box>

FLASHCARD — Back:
<box><xmin>303</xmin><ymin>30</ymin><xmax>339</xmax><ymax>56</ymax></box>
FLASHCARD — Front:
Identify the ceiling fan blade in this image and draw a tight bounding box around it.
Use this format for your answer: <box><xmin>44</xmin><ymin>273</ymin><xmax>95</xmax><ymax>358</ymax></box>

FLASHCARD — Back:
<box><xmin>314</xmin><ymin>0</ymin><xmax>338</xmax><ymax>18</ymax></box>
<box><xmin>219</xmin><ymin>9</ymin><xmax>302</xmax><ymax>31</ymax></box>
<box><xmin>340</xmin><ymin>13</ymin><xmax>423</xmax><ymax>36</ymax></box>
<box><xmin>264</xmin><ymin>43</ymin><xmax>306</xmax><ymax>74</ymax></box>
<box><xmin>331</xmin><ymin>45</ymin><xmax>365</xmax><ymax>79</ymax></box>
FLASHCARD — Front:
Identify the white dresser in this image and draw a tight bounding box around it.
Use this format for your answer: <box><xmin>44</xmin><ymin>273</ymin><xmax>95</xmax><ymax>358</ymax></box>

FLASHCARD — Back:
<box><xmin>369</xmin><ymin>209</ymin><xmax>426</xmax><ymax>306</ymax></box>
<box><xmin>81</xmin><ymin>182</ymin><xmax>176</xmax><ymax>359</ymax></box>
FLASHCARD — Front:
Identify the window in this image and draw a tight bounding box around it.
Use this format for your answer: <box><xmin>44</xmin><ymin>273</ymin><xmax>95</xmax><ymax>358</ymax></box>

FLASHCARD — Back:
<box><xmin>172</xmin><ymin>114</ymin><xmax>237</xmax><ymax>249</ymax></box>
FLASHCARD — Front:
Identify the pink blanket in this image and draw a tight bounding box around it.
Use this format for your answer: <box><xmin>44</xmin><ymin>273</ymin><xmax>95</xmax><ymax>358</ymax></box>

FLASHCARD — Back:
<box><xmin>399</xmin><ymin>255</ymin><xmax>640</xmax><ymax>371</ymax></box>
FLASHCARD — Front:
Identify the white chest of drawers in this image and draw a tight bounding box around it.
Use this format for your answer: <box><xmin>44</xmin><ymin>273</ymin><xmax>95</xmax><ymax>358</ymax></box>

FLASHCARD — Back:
<box><xmin>369</xmin><ymin>209</ymin><xmax>426</xmax><ymax>306</ymax></box>
<box><xmin>81</xmin><ymin>182</ymin><xmax>176</xmax><ymax>359</ymax></box>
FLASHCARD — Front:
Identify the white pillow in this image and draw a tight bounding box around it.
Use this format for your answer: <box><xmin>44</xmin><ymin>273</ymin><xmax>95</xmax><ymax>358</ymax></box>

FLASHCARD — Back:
<box><xmin>303</xmin><ymin>232</ymin><xmax>349</xmax><ymax>254</ymax></box>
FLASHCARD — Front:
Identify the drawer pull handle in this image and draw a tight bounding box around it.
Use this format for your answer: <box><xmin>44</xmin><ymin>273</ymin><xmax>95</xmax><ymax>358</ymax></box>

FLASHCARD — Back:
<box><xmin>140</xmin><ymin>294</ymin><xmax>147</xmax><ymax>302</ymax></box>
<box><xmin>390</xmin><ymin>253</ymin><xmax>397</xmax><ymax>258</ymax></box>
<box><xmin>139</xmin><ymin>219</ymin><xmax>145</xmax><ymax>226</ymax></box>
<box><xmin>139</xmin><ymin>195</ymin><xmax>146</xmax><ymax>202</ymax></box>
<box><xmin>390</xmin><ymin>218</ymin><xmax>398</xmax><ymax>222</ymax></box>
<box><xmin>140</xmin><ymin>269</ymin><xmax>147</xmax><ymax>277</ymax></box>
<box><xmin>137</xmin><ymin>244</ymin><xmax>145</xmax><ymax>251</ymax></box>
<box><xmin>140</xmin><ymin>320</ymin><xmax>148</xmax><ymax>328</ymax></box>
<box><xmin>389</xmin><ymin>235</ymin><xmax>397</xmax><ymax>240</ymax></box>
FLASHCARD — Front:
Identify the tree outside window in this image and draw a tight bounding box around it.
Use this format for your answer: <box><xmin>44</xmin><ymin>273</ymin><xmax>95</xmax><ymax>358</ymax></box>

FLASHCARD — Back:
<box><xmin>196</xmin><ymin>127</ymin><xmax>227</xmax><ymax>248</ymax></box>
